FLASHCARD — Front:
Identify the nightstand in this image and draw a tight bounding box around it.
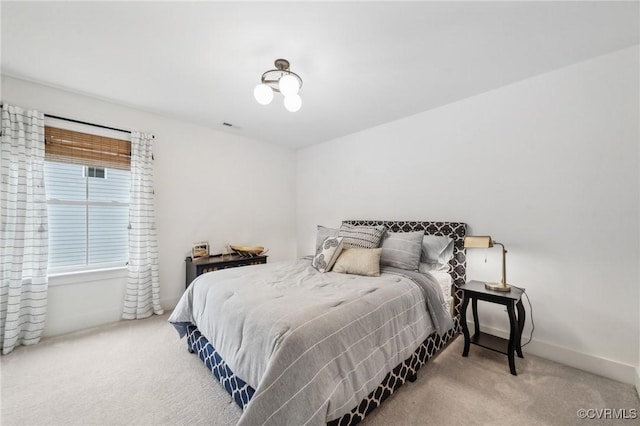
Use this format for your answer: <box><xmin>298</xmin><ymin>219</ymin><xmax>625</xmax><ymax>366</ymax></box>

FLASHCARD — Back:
<box><xmin>460</xmin><ymin>280</ymin><xmax>526</xmax><ymax>375</ymax></box>
<box><xmin>185</xmin><ymin>254</ymin><xmax>267</xmax><ymax>289</ymax></box>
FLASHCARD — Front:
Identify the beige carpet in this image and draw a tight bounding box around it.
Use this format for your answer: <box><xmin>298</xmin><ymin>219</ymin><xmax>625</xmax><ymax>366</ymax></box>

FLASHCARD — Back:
<box><xmin>1</xmin><ymin>313</ymin><xmax>638</xmax><ymax>426</ymax></box>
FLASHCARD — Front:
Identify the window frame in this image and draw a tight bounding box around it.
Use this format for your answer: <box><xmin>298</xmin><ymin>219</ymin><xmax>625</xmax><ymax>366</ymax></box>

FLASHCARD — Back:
<box><xmin>43</xmin><ymin>118</ymin><xmax>132</xmax><ymax>275</ymax></box>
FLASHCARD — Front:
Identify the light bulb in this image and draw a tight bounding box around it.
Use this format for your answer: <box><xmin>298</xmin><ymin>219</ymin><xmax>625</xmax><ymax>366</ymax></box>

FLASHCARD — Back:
<box><xmin>254</xmin><ymin>84</ymin><xmax>273</xmax><ymax>105</ymax></box>
<box><xmin>284</xmin><ymin>94</ymin><xmax>302</xmax><ymax>112</ymax></box>
<box><xmin>278</xmin><ymin>74</ymin><xmax>300</xmax><ymax>97</ymax></box>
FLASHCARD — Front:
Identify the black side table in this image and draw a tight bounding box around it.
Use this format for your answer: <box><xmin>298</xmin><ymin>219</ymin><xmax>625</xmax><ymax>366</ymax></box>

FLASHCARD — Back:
<box><xmin>460</xmin><ymin>280</ymin><xmax>526</xmax><ymax>375</ymax></box>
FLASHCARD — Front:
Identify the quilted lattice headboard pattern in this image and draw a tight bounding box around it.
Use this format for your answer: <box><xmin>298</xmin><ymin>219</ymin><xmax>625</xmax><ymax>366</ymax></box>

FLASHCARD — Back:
<box><xmin>343</xmin><ymin>220</ymin><xmax>467</xmax><ymax>329</ymax></box>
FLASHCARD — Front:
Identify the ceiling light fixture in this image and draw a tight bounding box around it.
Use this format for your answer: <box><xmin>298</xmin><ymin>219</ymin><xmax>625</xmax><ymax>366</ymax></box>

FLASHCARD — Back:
<box><xmin>254</xmin><ymin>59</ymin><xmax>303</xmax><ymax>112</ymax></box>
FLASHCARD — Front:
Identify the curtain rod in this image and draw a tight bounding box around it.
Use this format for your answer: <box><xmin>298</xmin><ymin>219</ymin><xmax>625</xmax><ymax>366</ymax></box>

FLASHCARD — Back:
<box><xmin>45</xmin><ymin>113</ymin><xmax>131</xmax><ymax>135</ymax></box>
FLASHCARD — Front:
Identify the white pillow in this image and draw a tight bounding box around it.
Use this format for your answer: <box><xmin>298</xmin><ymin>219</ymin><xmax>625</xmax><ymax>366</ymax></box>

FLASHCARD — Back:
<box><xmin>419</xmin><ymin>261</ymin><xmax>451</xmax><ymax>273</ymax></box>
<box><xmin>312</xmin><ymin>236</ymin><xmax>344</xmax><ymax>273</ymax></box>
<box><xmin>420</xmin><ymin>235</ymin><xmax>454</xmax><ymax>272</ymax></box>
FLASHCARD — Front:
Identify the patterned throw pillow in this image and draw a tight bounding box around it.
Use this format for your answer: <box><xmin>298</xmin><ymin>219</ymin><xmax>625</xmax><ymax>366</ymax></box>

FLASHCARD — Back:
<box><xmin>315</xmin><ymin>225</ymin><xmax>340</xmax><ymax>252</ymax></box>
<box><xmin>338</xmin><ymin>224</ymin><xmax>386</xmax><ymax>249</ymax></box>
<box><xmin>312</xmin><ymin>236</ymin><xmax>344</xmax><ymax>273</ymax></box>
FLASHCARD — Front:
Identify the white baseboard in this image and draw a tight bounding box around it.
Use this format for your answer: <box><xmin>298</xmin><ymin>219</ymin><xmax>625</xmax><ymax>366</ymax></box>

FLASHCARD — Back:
<box><xmin>467</xmin><ymin>321</ymin><xmax>636</xmax><ymax>385</ymax></box>
<box><xmin>161</xmin><ymin>296</ymin><xmax>181</xmax><ymax>312</ymax></box>
<box><xmin>43</xmin><ymin>306</ymin><xmax>123</xmax><ymax>338</ymax></box>
<box><xmin>43</xmin><ymin>297</ymin><xmax>180</xmax><ymax>339</ymax></box>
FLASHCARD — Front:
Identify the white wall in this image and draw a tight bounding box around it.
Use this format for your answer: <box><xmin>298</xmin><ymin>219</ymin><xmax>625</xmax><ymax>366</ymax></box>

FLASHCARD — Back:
<box><xmin>297</xmin><ymin>47</ymin><xmax>640</xmax><ymax>384</ymax></box>
<box><xmin>637</xmin><ymin>44</ymin><xmax>640</xmax><ymax>398</ymax></box>
<box><xmin>1</xmin><ymin>76</ymin><xmax>298</xmax><ymax>337</ymax></box>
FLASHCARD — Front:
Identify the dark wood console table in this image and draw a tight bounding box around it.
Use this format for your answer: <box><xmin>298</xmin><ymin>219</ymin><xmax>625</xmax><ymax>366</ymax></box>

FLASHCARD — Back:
<box><xmin>185</xmin><ymin>254</ymin><xmax>267</xmax><ymax>289</ymax></box>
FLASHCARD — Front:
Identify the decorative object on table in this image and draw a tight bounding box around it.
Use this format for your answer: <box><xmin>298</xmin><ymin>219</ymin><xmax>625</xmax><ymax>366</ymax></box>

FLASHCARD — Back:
<box><xmin>463</xmin><ymin>236</ymin><xmax>511</xmax><ymax>292</ymax></box>
<box><xmin>253</xmin><ymin>59</ymin><xmax>303</xmax><ymax>112</ymax></box>
<box><xmin>191</xmin><ymin>241</ymin><xmax>210</xmax><ymax>259</ymax></box>
<box><xmin>219</xmin><ymin>244</ymin><xmax>228</xmax><ymax>260</ymax></box>
<box><xmin>230</xmin><ymin>245</ymin><xmax>268</xmax><ymax>258</ymax></box>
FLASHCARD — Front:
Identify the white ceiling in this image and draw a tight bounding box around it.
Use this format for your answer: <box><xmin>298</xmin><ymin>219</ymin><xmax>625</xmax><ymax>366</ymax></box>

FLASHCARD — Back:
<box><xmin>2</xmin><ymin>1</ymin><xmax>638</xmax><ymax>149</ymax></box>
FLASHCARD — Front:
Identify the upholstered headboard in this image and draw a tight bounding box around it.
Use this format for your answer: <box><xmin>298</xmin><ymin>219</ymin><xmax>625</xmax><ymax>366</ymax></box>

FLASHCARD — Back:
<box><xmin>342</xmin><ymin>220</ymin><xmax>467</xmax><ymax>327</ymax></box>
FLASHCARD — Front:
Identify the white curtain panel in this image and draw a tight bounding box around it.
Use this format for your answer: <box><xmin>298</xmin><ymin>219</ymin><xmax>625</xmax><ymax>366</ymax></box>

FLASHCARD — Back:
<box><xmin>123</xmin><ymin>132</ymin><xmax>163</xmax><ymax>319</ymax></box>
<box><xmin>0</xmin><ymin>104</ymin><xmax>49</xmax><ymax>354</ymax></box>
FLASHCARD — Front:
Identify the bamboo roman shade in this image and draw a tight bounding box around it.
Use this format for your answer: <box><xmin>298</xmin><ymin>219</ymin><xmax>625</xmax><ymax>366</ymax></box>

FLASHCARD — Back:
<box><xmin>45</xmin><ymin>126</ymin><xmax>131</xmax><ymax>170</ymax></box>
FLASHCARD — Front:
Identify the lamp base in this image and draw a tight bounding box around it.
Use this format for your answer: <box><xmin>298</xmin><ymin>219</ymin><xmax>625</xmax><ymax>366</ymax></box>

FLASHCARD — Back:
<box><xmin>484</xmin><ymin>282</ymin><xmax>511</xmax><ymax>292</ymax></box>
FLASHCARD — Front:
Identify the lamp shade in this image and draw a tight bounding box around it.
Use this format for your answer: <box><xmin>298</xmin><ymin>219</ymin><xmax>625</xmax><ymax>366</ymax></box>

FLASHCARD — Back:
<box><xmin>284</xmin><ymin>94</ymin><xmax>302</xmax><ymax>112</ymax></box>
<box><xmin>463</xmin><ymin>236</ymin><xmax>493</xmax><ymax>248</ymax></box>
<box><xmin>279</xmin><ymin>74</ymin><xmax>300</xmax><ymax>97</ymax></box>
<box><xmin>254</xmin><ymin>84</ymin><xmax>274</xmax><ymax>105</ymax></box>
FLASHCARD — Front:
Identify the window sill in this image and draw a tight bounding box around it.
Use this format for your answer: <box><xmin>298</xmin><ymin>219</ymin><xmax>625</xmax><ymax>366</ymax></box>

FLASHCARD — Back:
<box><xmin>48</xmin><ymin>266</ymin><xmax>127</xmax><ymax>287</ymax></box>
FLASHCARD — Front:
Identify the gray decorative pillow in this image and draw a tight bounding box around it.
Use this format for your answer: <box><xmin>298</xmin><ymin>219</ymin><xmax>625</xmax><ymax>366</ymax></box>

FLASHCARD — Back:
<box><xmin>316</xmin><ymin>225</ymin><xmax>340</xmax><ymax>252</ymax></box>
<box><xmin>338</xmin><ymin>224</ymin><xmax>386</xmax><ymax>249</ymax></box>
<box><xmin>380</xmin><ymin>231</ymin><xmax>423</xmax><ymax>271</ymax></box>
<box><xmin>332</xmin><ymin>248</ymin><xmax>382</xmax><ymax>277</ymax></box>
<box><xmin>312</xmin><ymin>236</ymin><xmax>344</xmax><ymax>273</ymax></box>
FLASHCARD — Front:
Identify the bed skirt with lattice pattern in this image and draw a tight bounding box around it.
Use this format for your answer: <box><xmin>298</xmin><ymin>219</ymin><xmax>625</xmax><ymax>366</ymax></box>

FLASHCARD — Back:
<box><xmin>186</xmin><ymin>323</ymin><xmax>458</xmax><ymax>425</ymax></box>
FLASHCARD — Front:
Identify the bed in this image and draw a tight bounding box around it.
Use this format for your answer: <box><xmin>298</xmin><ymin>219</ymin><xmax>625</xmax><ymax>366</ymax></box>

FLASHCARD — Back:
<box><xmin>169</xmin><ymin>220</ymin><xmax>466</xmax><ymax>425</ymax></box>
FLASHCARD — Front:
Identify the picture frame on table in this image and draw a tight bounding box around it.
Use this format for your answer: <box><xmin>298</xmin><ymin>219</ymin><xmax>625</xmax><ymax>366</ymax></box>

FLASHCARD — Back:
<box><xmin>191</xmin><ymin>241</ymin><xmax>209</xmax><ymax>259</ymax></box>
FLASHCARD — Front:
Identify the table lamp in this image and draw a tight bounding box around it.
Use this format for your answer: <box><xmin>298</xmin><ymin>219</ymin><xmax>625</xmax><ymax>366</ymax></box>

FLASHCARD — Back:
<box><xmin>464</xmin><ymin>236</ymin><xmax>511</xmax><ymax>292</ymax></box>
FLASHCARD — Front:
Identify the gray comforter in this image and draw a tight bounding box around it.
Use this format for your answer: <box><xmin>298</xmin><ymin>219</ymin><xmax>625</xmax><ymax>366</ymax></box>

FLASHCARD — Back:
<box><xmin>169</xmin><ymin>259</ymin><xmax>453</xmax><ymax>425</ymax></box>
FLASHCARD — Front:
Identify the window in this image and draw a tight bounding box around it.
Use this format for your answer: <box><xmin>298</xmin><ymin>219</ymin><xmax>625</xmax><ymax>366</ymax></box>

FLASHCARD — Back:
<box><xmin>44</xmin><ymin>126</ymin><xmax>131</xmax><ymax>272</ymax></box>
<box><xmin>84</xmin><ymin>166</ymin><xmax>106</xmax><ymax>179</ymax></box>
